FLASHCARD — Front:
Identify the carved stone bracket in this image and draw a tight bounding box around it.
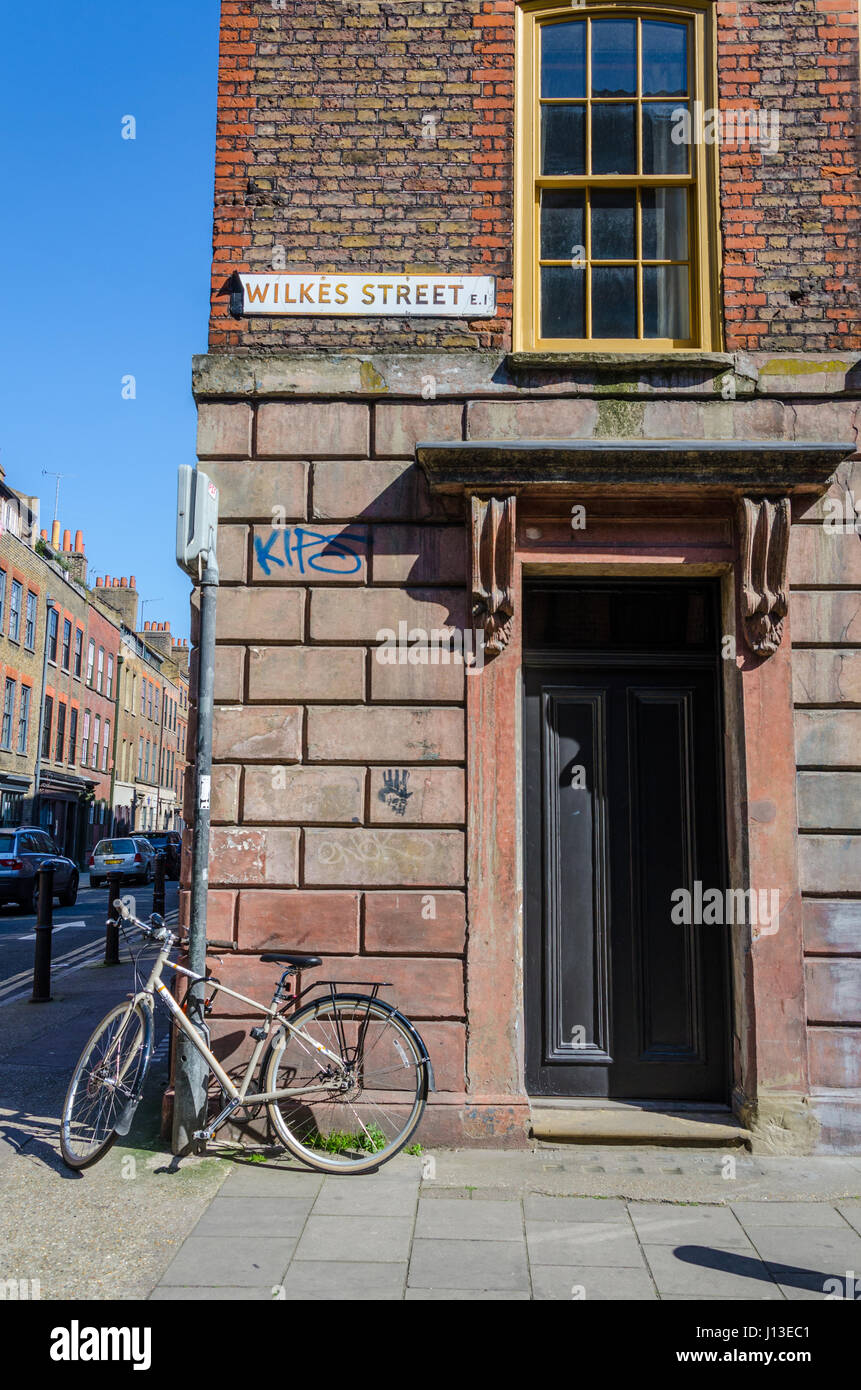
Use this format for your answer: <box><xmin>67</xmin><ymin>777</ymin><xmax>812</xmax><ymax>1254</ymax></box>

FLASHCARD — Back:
<box><xmin>470</xmin><ymin>494</ymin><xmax>516</xmax><ymax>657</ymax></box>
<box><xmin>738</xmin><ymin>496</ymin><xmax>791</xmax><ymax>656</ymax></box>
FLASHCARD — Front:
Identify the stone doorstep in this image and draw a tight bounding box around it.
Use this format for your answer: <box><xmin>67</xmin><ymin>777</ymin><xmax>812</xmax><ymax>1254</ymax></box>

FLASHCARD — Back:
<box><xmin>529</xmin><ymin>1102</ymin><xmax>752</xmax><ymax>1149</ymax></box>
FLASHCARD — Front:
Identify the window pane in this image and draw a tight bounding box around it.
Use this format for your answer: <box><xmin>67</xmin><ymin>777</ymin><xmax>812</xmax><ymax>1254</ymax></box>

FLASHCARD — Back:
<box><xmin>541</xmin><ymin>191</ymin><xmax>585</xmax><ymax>260</ymax></box>
<box><xmin>541</xmin><ymin>20</ymin><xmax>586</xmax><ymax>99</ymax></box>
<box><xmin>541</xmin><ymin>265</ymin><xmax>586</xmax><ymax>338</ymax></box>
<box><xmin>591</xmin><ymin>104</ymin><xmax>636</xmax><ymax>174</ymax></box>
<box><xmin>591</xmin><ymin>266</ymin><xmax>637</xmax><ymax>338</ymax></box>
<box><xmin>642</xmin><ymin>188</ymin><xmax>688</xmax><ymax>260</ymax></box>
<box><xmin>643</xmin><ymin>103</ymin><xmax>689</xmax><ymax>174</ymax></box>
<box><xmin>644</xmin><ymin>265</ymin><xmax>690</xmax><ymax>338</ymax></box>
<box><xmin>642</xmin><ymin>21</ymin><xmax>688</xmax><ymax>97</ymax></box>
<box><xmin>591</xmin><ymin>19</ymin><xmax>636</xmax><ymax>97</ymax></box>
<box><xmin>540</xmin><ymin>105</ymin><xmax>586</xmax><ymax>176</ymax></box>
<box><xmin>591</xmin><ymin>190</ymin><xmax>635</xmax><ymax>260</ymax></box>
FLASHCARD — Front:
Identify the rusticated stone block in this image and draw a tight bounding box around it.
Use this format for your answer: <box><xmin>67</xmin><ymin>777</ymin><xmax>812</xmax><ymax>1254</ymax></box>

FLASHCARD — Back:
<box><xmin>467</xmin><ymin>398</ymin><xmax>598</xmax><ymax>441</ymax></box>
<box><xmin>248</xmin><ymin>645</ymin><xmax>365</xmax><ymax>702</ymax></box>
<box><xmin>791</xmin><ymin>592</ymin><xmax>861</xmax><ymax>645</ymax></box>
<box><xmin>310</xmin><ymin>586</ymin><xmax>467</xmax><ymax>642</ymax></box>
<box><xmin>244</xmin><ymin>765</ymin><xmax>365</xmax><ymax>823</ymax></box>
<box><xmin>215</xmin><ymin>647</ymin><xmax>245</xmax><ymax>702</ymax></box>
<box><xmin>307</xmin><ymin>705</ymin><xmax>464</xmax><ymax>762</ymax></box>
<box><xmin>795</xmin><ymin>710</ymin><xmax>861</xmax><ymax>767</ymax></box>
<box><xmin>218</xmin><ymin>525</ymin><xmax>249</xmax><ymax>583</ymax></box>
<box><xmin>252</xmin><ymin>523</ymin><xmax>368</xmax><ymax>584</ymax></box>
<box><xmin>792</xmin><ymin>650</ymin><xmax>861</xmax><ymax>705</ymax></box>
<box><xmin>790</xmin><ymin>524</ymin><xmax>861</xmax><ymax>586</ymax></box>
<box><xmin>371</xmin><ymin>525</ymin><xmax>467</xmax><ymax>584</ymax></box>
<box><xmin>204</xmin><ymin>460</ymin><xmax>307</xmax><ymax>521</ymax></box>
<box><xmin>364</xmin><ymin>890</ymin><xmax>466</xmax><ymax>954</ymax></box>
<box><xmin>370</xmin><ymin>654</ymin><xmax>466</xmax><ymax>702</ymax></box>
<box><xmin>803</xmin><ymin>900</ymin><xmax>861</xmax><ymax>955</ymax></box>
<box><xmin>238</xmin><ymin>890</ymin><xmax>360</xmax><ymax>954</ymax></box>
<box><xmin>211</xmin><ymin>765</ymin><xmax>241</xmax><ymax>824</ymax></box>
<box><xmin>797</xmin><ymin>771</ymin><xmax>861</xmax><ymax>831</ymax></box>
<box><xmin>799</xmin><ymin>835</ymin><xmax>861</xmax><ymax>895</ymax></box>
<box><xmin>312</xmin><ymin>460</ymin><xmax>435</xmax><ymax>521</ymax></box>
<box><xmin>805</xmin><ymin>958</ymin><xmax>861</xmax><ymax>1025</ymax></box>
<box><xmin>257</xmin><ymin>402</ymin><xmax>369</xmax><ymax>458</ymax></box>
<box><xmin>197</xmin><ymin>403</ymin><xmax>252</xmax><ymax>459</ymax></box>
<box><xmin>369</xmin><ymin>766</ymin><xmax>465</xmax><ymax>825</ymax></box>
<box><xmin>416</xmin><ymin>1021</ymin><xmax>466</xmax><ymax>1091</ymax></box>
<box><xmin>808</xmin><ymin>1027</ymin><xmax>861</xmax><ymax>1088</ymax></box>
<box><xmin>209</xmin><ymin>953</ymin><xmax>464</xmax><ymax>1019</ymax></box>
<box><xmin>304</xmin><ymin>827</ymin><xmax>465</xmax><ymax>886</ymax></box>
<box><xmin>209</xmin><ymin>826</ymin><xmax>300</xmax><ymax>886</ymax></box>
<box><xmin>373</xmin><ymin>402</ymin><xmax>463</xmax><ymax>457</ymax></box>
<box><xmin>213</xmin><ymin>705</ymin><xmax>302</xmax><ymax>762</ymax></box>
<box><xmin>216</xmin><ymin>587</ymin><xmax>304</xmax><ymax>642</ymax></box>
<box><xmin>178</xmin><ymin>888</ymin><xmax>237</xmax><ymax>944</ymax></box>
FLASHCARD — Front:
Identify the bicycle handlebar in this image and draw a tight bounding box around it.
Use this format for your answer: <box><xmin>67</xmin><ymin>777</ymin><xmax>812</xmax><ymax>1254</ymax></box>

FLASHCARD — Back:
<box><xmin>111</xmin><ymin>899</ymin><xmax>169</xmax><ymax>943</ymax></box>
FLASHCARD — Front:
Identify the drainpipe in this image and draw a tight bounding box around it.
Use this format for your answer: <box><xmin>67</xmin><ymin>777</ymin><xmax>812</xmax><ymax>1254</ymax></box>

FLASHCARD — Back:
<box><xmin>31</xmin><ymin>594</ymin><xmax>56</xmax><ymax>826</ymax></box>
<box><xmin>108</xmin><ymin>653</ymin><xmax>123</xmax><ymax>834</ymax></box>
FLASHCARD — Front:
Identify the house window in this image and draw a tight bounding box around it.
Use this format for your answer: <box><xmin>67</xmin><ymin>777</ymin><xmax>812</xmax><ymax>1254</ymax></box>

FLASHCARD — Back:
<box><xmin>144</xmin><ymin>740</ymin><xmax>150</xmax><ymax>780</ymax></box>
<box><xmin>82</xmin><ymin>710</ymin><xmax>90</xmax><ymax>765</ymax></box>
<box><xmin>517</xmin><ymin>4</ymin><xmax>716</xmax><ymax>350</ymax></box>
<box><xmin>92</xmin><ymin>716</ymin><xmax>101</xmax><ymax>770</ymax></box>
<box><xmin>86</xmin><ymin>639</ymin><xmax>95</xmax><ymax>685</ymax></box>
<box><xmin>74</xmin><ymin>628</ymin><xmax>83</xmax><ymax>677</ymax></box>
<box><xmin>47</xmin><ymin>607</ymin><xmax>58</xmax><ymax>662</ymax></box>
<box><xmin>0</xmin><ymin>569</ymin><xmax>5</xmax><ymax>630</ymax></box>
<box><xmin>154</xmin><ymin>686</ymin><xmax>160</xmax><ymax>723</ymax></box>
<box><xmin>140</xmin><ymin>681</ymin><xmax>146</xmax><ymax>717</ymax></box>
<box><xmin>106</xmin><ymin>654</ymin><xmax>114</xmax><ymax>699</ymax></box>
<box><xmin>102</xmin><ymin>720</ymin><xmax>110</xmax><ymax>773</ymax></box>
<box><xmin>1</xmin><ymin>678</ymin><xmax>15</xmax><ymax>749</ymax></box>
<box><xmin>55</xmin><ymin>701</ymin><xmax>66</xmax><ymax>763</ymax></box>
<box><xmin>17</xmin><ymin>685</ymin><xmax>31</xmax><ymax>754</ymax></box>
<box><xmin>138</xmin><ymin>735</ymin><xmax>143</xmax><ymax>778</ymax></box>
<box><xmin>62</xmin><ymin>619</ymin><xmax>72</xmax><ymax>670</ymax></box>
<box><xmin>68</xmin><ymin>706</ymin><xmax>78</xmax><ymax>764</ymax></box>
<box><xmin>42</xmin><ymin>696</ymin><xmax>53</xmax><ymax>760</ymax></box>
<box><xmin>25</xmin><ymin>591</ymin><xmax>37</xmax><ymax>649</ymax></box>
<box><xmin>147</xmin><ymin>683</ymin><xmax>153</xmax><ymax>720</ymax></box>
<box><xmin>9</xmin><ymin>581</ymin><xmax>22</xmax><ymax>642</ymax></box>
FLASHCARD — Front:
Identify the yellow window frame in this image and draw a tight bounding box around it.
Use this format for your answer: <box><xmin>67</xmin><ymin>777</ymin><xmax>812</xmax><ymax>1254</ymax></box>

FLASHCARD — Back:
<box><xmin>515</xmin><ymin>0</ymin><xmax>722</xmax><ymax>353</ymax></box>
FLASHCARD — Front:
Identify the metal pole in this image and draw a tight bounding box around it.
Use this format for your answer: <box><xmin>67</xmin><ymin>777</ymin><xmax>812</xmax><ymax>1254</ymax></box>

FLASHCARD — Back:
<box><xmin>30</xmin><ymin>868</ymin><xmax>54</xmax><ymax>1002</ymax></box>
<box><xmin>153</xmin><ymin>853</ymin><xmax>166</xmax><ymax>918</ymax></box>
<box><xmin>105</xmin><ymin>873</ymin><xmax>121</xmax><ymax>965</ymax></box>
<box><xmin>31</xmin><ymin>596</ymin><xmax>55</xmax><ymax>826</ymax></box>
<box><xmin>172</xmin><ymin>556</ymin><xmax>218</xmax><ymax>1153</ymax></box>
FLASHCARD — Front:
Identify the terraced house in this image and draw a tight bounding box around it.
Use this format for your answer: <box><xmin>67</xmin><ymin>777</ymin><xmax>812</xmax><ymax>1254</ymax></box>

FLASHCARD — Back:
<box><xmin>186</xmin><ymin>0</ymin><xmax>861</xmax><ymax>1152</ymax></box>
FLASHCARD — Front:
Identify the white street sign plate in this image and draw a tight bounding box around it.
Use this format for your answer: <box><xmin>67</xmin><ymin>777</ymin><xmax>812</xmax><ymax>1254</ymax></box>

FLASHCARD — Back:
<box><xmin>233</xmin><ymin>272</ymin><xmax>496</xmax><ymax>318</ymax></box>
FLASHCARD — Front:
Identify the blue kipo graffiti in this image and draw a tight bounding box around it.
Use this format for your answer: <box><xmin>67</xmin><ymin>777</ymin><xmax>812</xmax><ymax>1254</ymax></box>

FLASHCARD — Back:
<box><xmin>255</xmin><ymin>526</ymin><xmax>366</xmax><ymax>576</ymax></box>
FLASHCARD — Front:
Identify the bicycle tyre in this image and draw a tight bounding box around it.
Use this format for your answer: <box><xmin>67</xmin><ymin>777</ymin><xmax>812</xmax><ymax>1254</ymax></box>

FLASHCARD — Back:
<box><xmin>60</xmin><ymin>1000</ymin><xmax>153</xmax><ymax>1170</ymax></box>
<box><xmin>265</xmin><ymin>993</ymin><xmax>429</xmax><ymax>1175</ymax></box>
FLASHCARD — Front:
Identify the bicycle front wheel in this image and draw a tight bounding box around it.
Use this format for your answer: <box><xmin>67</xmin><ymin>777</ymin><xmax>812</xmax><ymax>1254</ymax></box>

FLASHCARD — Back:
<box><xmin>60</xmin><ymin>1000</ymin><xmax>153</xmax><ymax>1169</ymax></box>
<box><xmin>265</xmin><ymin>994</ymin><xmax>429</xmax><ymax>1174</ymax></box>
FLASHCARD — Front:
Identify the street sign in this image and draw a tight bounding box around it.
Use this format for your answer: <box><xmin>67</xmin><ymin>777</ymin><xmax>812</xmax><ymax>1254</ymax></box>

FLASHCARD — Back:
<box><xmin>230</xmin><ymin>272</ymin><xmax>497</xmax><ymax>318</ymax></box>
<box><xmin>176</xmin><ymin>467</ymin><xmax>219</xmax><ymax>577</ymax></box>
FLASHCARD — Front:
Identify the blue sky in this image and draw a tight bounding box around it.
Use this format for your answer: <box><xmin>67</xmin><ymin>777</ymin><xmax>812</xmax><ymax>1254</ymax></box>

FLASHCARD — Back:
<box><xmin>0</xmin><ymin>1</ymin><xmax>221</xmax><ymax>639</ymax></box>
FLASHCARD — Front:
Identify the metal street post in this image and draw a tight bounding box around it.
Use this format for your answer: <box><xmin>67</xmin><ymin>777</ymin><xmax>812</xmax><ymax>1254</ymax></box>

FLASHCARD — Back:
<box><xmin>30</xmin><ymin>868</ymin><xmax>54</xmax><ymax>1002</ymax></box>
<box><xmin>31</xmin><ymin>595</ymin><xmax>57</xmax><ymax>825</ymax></box>
<box><xmin>172</xmin><ymin>467</ymin><xmax>219</xmax><ymax>1153</ymax></box>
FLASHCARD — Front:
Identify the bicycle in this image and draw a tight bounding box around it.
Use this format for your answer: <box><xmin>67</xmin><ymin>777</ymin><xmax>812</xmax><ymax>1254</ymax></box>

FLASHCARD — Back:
<box><xmin>59</xmin><ymin>899</ymin><xmax>433</xmax><ymax>1175</ymax></box>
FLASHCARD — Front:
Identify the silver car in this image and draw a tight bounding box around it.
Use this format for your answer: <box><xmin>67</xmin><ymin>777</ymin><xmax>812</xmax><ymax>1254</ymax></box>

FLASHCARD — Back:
<box><xmin>89</xmin><ymin>837</ymin><xmax>158</xmax><ymax>888</ymax></box>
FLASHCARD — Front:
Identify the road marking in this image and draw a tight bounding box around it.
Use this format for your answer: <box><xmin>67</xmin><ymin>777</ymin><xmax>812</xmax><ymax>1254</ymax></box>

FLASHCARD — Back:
<box><xmin>0</xmin><ymin>942</ymin><xmax>107</xmax><ymax>1005</ymax></box>
<box><xmin>17</xmin><ymin>918</ymin><xmax>89</xmax><ymax>940</ymax></box>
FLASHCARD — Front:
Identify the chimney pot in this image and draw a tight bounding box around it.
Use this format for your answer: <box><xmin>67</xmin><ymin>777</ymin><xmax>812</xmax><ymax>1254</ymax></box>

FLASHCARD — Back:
<box><xmin>51</xmin><ymin>520</ymin><xmax>61</xmax><ymax>549</ymax></box>
<box><xmin>130</xmin><ymin>577</ymin><xmax>136</xmax><ymax>588</ymax></box>
<box><xmin>96</xmin><ymin>576</ymin><xmax>103</xmax><ymax>587</ymax></box>
<box><xmin>40</xmin><ymin>529</ymin><xmax>48</xmax><ymax>541</ymax></box>
<box><xmin>74</xmin><ymin>530</ymin><xmax>84</xmax><ymax>554</ymax></box>
<box><xmin>120</xmin><ymin>577</ymin><xmax>127</xmax><ymax>588</ymax></box>
<box><xmin>62</xmin><ymin>529</ymin><xmax>72</xmax><ymax>551</ymax></box>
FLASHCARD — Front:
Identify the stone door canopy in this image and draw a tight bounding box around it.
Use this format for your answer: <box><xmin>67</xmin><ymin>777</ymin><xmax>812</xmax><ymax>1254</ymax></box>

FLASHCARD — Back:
<box><xmin>414</xmin><ymin>438</ymin><xmax>857</xmax><ymax>660</ymax></box>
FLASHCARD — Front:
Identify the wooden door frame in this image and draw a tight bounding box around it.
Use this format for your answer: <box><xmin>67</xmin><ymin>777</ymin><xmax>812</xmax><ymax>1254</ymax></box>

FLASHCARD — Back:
<box><xmin>464</xmin><ymin>530</ymin><xmax>809</xmax><ymax>1139</ymax></box>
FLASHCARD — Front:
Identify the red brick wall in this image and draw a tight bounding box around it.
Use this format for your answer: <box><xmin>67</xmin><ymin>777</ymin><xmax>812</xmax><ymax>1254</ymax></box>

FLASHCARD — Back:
<box><xmin>208</xmin><ymin>0</ymin><xmax>860</xmax><ymax>355</ymax></box>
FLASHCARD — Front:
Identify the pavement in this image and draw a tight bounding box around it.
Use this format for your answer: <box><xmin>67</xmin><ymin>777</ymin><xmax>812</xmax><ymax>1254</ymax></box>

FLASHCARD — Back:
<box><xmin>2</xmin><ymin>899</ymin><xmax>861</xmax><ymax>1302</ymax></box>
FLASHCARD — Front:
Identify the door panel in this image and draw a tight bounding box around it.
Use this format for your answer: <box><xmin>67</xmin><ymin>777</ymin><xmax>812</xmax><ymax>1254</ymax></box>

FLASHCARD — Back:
<box><xmin>525</xmin><ymin>659</ymin><xmax>729</xmax><ymax>1101</ymax></box>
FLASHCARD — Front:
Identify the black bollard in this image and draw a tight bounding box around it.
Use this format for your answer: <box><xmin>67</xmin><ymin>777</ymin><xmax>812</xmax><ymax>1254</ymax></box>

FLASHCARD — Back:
<box><xmin>105</xmin><ymin>873</ymin><xmax>122</xmax><ymax>965</ymax></box>
<box><xmin>30</xmin><ymin>868</ymin><xmax>54</xmax><ymax>1003</ymax></box>
<box><xmin>153</xmin><ymin>855</ymin><xmax>166</xmax><ymax>919</ymax></box>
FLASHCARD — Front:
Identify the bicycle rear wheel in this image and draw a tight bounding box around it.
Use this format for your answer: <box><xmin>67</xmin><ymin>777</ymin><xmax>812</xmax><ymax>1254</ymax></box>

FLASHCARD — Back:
<box><xmin>60</xmin><ymin>1000</ymin><xmax>153</xmax><ymax>1169</ymax></box>
<box><xmin>265</xmin><ymin>994</ymin><xmax>429</xmax><ymax>1174</ymax></box>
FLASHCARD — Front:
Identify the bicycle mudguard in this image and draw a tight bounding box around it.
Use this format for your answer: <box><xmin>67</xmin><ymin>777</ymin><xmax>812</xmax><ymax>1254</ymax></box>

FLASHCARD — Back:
<box><xmin>259</xmin><ymin>994</ymin><xmax>435</xmax><ymax>1093</ymax></box>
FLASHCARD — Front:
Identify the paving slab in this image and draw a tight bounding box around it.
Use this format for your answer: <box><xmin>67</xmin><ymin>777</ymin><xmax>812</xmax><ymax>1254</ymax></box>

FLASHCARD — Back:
<box><xmin>157</xmin><ymin>1235</ymin><xmax>296</xmax><ymax>1288</ymax></box>
<box><xmin>731</xmin><ymin>1201</ymin><xmax>850</xmax><ymax>1228</ymax></box>
<box><xmin>642</xmin><ymin>1244</ymin><xmax>784</xmax><ymax>1299</ymax></box>
<box><xmin>531</xmin><ymin>1265</ymin><xmax>658</xmax><ymax>1300</ymax></box>
<box><xmin>628</xmin><ymin>1204</ymin><xmax>752</xmax><ymax>1248</ymax></box>
<box><xmin>408</xmin><ymin>1237</ymin><xmax>530</xmax><ymax>1292</ymax></box>
<box><xmin>276</xmin><ymin>1261</ymin><xmax>408</xmax><ymax>1300</ymax></box>
<box><xmin>294</xmin><ymin>1214</ymin><xmax>413</xmax><ymax>1263</ymax></box>
<box><xmin>836</xmin><ymin>1202</ymin><xmax>861</xmax><ymax>1236</ymax></box>
<box><xmin>524</xmin><ymin>1195</ymin><xmax>629</xmax><ymax>1223</ymax></box>
<box><xmin>149</xmin><ymin>1286</ymin><xmax>275</xmax><ymax>1301</ymax></box>
<box><xmin>526</xmin><ymin>1219</ymin><xmax>644</xmax><ymax>1268</ymax></box>
<box><xmin>313</xmin><ymin>1177</ymin><xmax>420</xmax><ymax>1218</ymax></box>
<box><xmin>414</xmin><ymin>1197</ymin><xmax>523</xmax><ymax>1241</ymax></box>
<box><xmin>191</xmin><ymin>1196</ymin><xmax>313</xmax><ymax>1239</ymax></box>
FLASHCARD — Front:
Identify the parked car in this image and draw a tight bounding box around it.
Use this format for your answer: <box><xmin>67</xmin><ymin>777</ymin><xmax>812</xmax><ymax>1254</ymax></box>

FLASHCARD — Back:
<box><xmin>89</xmin><ymin>837</ymin><xmax>158</xmax><ymax>888</ymax></box>
<box><xmin>144</xmin><ymin>831</ymin><xmax>181</xmax><ymax>880</ymax></box>
<box><xmin>0</xmin><ymin>827</ymin><xmax>79</xmax><ymax>912</ymax></box>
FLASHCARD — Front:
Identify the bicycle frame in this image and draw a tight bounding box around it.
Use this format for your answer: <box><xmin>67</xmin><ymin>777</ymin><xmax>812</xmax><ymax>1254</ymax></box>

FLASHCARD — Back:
<box><xmin>132</xmin><ymin>932</ymin><xmax>350</xmax><ymax>1109</ymax></box>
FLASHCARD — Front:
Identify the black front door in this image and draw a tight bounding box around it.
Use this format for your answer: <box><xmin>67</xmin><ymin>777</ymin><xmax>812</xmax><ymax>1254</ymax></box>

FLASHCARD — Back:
<box><xmin>524</xmin><ymin>582</ymin><xmax>730</xmax><ymax>1101</ymax></box>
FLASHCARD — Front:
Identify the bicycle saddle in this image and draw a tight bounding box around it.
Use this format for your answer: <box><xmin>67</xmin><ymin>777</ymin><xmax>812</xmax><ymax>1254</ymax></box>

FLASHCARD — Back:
<box><xmin>259</xmin><ymin>953</ymin><xmax>322</xmax><ymax>968</ymax></box>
